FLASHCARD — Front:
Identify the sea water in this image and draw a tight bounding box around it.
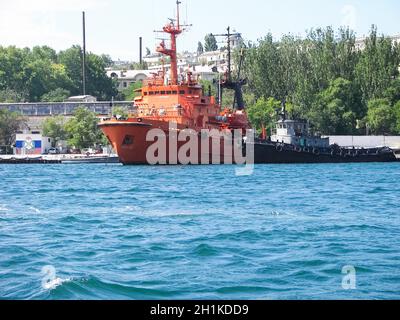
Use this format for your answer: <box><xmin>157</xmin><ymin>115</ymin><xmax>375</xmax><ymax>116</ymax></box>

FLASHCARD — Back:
<box><xmin>0</xmin><ymin>163</ymin><xmax>399</xmax><ymax>300</ymax></box>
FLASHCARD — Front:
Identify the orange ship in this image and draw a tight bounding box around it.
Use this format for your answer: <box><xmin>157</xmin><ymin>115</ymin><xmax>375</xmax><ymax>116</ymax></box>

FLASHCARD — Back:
<box><xmin>99</xmin><ymin>1</ymin><xmax>250</xmax><ymax>165</ymax></box>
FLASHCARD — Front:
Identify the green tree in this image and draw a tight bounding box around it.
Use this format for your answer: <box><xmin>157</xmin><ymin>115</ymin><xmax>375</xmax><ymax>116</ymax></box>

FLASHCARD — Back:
<box><xmin>199</xmin><ymin>79</ymin><xmax>217</xmax><ymax>97</ymax></box>
<box><xmin>24</xmin><ymin>53</ymin><xmax>73</xmax><ymax>101</ymax></box>
<box><xmin>100</xmin><ymin>54</ymin><xmax>114</xmax><ymax>68</ymax></box>
<box><xmin>42</xmin><ymin>116</ymin><xmax>67</xmax><ymax>146</ymax></box>
<box><xmin>247</xmin><ymin>97</ymin><xmax>281</xmax><ymax>134</ymax></box>
<box><xmin>121</xmin><ymin>82</ymin><xmax>143</xmax><ymax>101</ymax></box>
<box><xmin>85</xmin><ymin>53</ymin><xmax>118</xmax><ymax>100</ymax></box>
<box><xmin>204</xmin><ymin>34</ymin><xmax>218</xmax><ymax>52</ymax></box>
<box><xmin>242</xmin><ymin>25</ymin><xmax>400</xmax><ymax>134</ymax></box>
<box><xmin>393</xmin><ymin>101</ymin><xmax>400</xmax><ymax>134</ymax></box>
<box><xmin>367</xmin><ymin>98</ymin><xmax>395</xmax><ymax>134</ymax></box>
<box><xmin>65</xmin><ymin>107</ymin><xmax>104</xmax><ymax>149</ymax></box>
<box><xmin>197</xmin><ymin>42</ymin><xmax>204</xmax><ymax>55</ymax></box>
<box><xmin>383</xmin><ymin>78</ymin><xmax>400</xmax><ymax>105</ymax></box>
<box><xmin>31</xmin><ymin>46</ymin><xmax>57</xmax><ymax>63</ymax></box>
<box><xmin>0</xmin><ymin>89</ymin><xmax>26</xmax><ymax>103</ymax></box>
<box><xmin>0</xmin><ymin>45</ymin><xmax>119</xmax><ymax>103</ymax></box>
<box><xmin>244</xmin><ymin>34</ymin><xmax>282</xmax><ymax>100</ymax></box>
<box><xmin>309</xmin><ymin>78</ymin><xmax>360</xmax><ymax>134</ymax></box>
<box><xmin>355</xmin><ymin>25</ymin><xmax>400</xmax><ymax>106</ymax></box>
<box><xmin>41</xmin><ymin>88</ymin><xmax>70</xmax><ymax>102</ymax></box>
<box><xmin>112</xmin><ymin>106</ymin><xmax>129</xmax><ymax>119</ymax></box>
<box><xmin>0</xmin><ymin>109</ymin><xmax>26</xmax><ymax>145</ymax></box>
<box><xmin>58</xmin><ymin>46</ymin><xmax>118</xmax><ymax>100</ymax></box>
<box><xmin>58</xmin><ymin>45</ymin><xmax>83</xmax><ymax>95</ymax></box>
<box><xmin>0</xmin><ymin>46</ymin><xmax>30</xmax><ymax>100</ymax></box>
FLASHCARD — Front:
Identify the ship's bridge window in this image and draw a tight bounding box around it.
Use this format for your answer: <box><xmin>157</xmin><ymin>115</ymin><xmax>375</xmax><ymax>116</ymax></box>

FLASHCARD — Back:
<box><xmin>179</xmin><ymin>90</ymin><xmax>185</xmax><ymax>94</ymax></box>
<box><xmin>161</xmin><ymin>91</ymin><xmax>166</xmax><ymax>94</ymax></box>
<box><xmin>149</xmin><ymin>92</ymin><xmax>154</xmax><ymax>95</ymax></box>
<box><xmin>155</xmin><ymin>91</ymin><xmax>160</xmax><ymax>94</ymax></box>
<box><xmin>172</xmin><ymin>91</ymin><xmax>177</xmax><ymax>94</ymax></box>
<box><xmin>166</xmin><ymin>91</ymin><xmax>172</xmax><ymax>94</ymax></box>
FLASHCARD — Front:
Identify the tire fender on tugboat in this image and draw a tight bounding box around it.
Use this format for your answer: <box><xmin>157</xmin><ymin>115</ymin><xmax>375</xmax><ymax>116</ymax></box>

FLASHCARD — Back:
<box><xmin>312</xmin><ymin>148</ymin><xmax>320</xmax><ymax>156</ymax></box>
<box><xmin>276</xmin><ymin>144</ymin><xmax>284</xmax><ymax>152</ymax></box>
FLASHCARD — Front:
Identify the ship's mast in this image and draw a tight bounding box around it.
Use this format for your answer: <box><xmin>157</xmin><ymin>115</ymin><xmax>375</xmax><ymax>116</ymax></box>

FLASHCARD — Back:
<box><xmin>156</xmin><ymin>1</ymin><xmax>182</xmax><ymax>85</ymax></box>
<box><xmin>176</xmin><ymin>0</ymin><xmax>180</xmax><ymax>29</ymax></box>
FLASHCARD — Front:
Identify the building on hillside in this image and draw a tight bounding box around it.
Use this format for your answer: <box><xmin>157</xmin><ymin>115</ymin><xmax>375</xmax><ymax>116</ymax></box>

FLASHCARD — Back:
<box><xmin>228</xmin><ymin>30</ymin><xmax>243</xmax><ymax>49</ymax></box>
<box><xmin>187</xmin><ymin>65</ymin><xmax>224</xmax><ymax>82</ymax></box>
<box><xmin>179</xmin><ymin>51</ymin><xmax>198</xmax><ymax>65</ymax></box>
<box><xmin>107</xmin><ymin>70</ymin><xmax>152</xmax><ymax>91</ymax></box>
<box><xmin>67</xmin><ymin>95</ymin><xmax>97</xmax><ymax>103</ymax></box>
<box><xmin>143</xmin><ymin>53</ymin><xmax>162</xmax><ymax>67</ymax></box>
<box><xmin>197</xmin><ymin>50</ymin><xmax>228</xmax><ymax>66</ymax></box>
<box><xmin>112</xmin><ymin>60</ymin><xmax>131</xmax><ymax>68</ymax></box>
<box><xmin>355</xmin><ymin>34</ymin><xmax>400</xmax><ymax>51</ymax></box>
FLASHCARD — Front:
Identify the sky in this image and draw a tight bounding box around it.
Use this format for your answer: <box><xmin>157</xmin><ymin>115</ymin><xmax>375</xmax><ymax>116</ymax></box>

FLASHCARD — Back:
<box><xmin>0</xmin><ymin>0</ymin><xmax>399</xmax><ymax>61</ymax></box>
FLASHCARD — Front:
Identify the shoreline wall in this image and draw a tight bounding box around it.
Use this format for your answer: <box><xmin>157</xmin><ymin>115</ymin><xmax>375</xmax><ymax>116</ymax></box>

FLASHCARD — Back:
<box><xmin>326</xmin><ymin>136</ymin><xmax>400</xmax><ymax>149</ymax></box>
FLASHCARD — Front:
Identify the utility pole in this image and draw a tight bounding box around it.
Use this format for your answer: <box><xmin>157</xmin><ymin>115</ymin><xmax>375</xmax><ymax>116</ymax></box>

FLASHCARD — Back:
<box><xmin>227</xmin><ymin>26</ymin><xmax>231</xmax><ymax>81</ymax></box>
<box><xmin>82</xmin><ymin>11</ymin><xmax>87</xmax><ymax>96</ymax></box>
<box><xmin>213</xmin><ymin>27</ymin><xmax>241</xmax><ymax>82</ymax></box>
<box><xmin>213</xmin><ymin>27</ymin><xmax>243</xmax><ymax>109</ymax></box>
<box><xmin>139</xmin><ymin>37</ymin><xmax>143</xmax><ymax>66</ymax></box>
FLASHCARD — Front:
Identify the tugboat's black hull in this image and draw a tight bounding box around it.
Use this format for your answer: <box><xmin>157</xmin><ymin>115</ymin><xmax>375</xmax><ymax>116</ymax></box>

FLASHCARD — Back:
<box><xmin>253</xmin><ymin>142</ymin><xmax>397</xmax><ymax>164</ymax></box>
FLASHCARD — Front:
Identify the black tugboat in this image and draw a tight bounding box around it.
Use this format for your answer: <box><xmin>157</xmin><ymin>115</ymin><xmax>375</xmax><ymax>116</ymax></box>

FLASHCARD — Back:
<box><xmin>251</xmin><ymin>107</ymin><xmax>397</xmax><ymax>163</ymax></box>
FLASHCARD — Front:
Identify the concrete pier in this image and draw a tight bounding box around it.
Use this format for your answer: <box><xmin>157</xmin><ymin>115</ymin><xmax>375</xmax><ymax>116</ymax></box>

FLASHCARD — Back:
<box><xmin>0</xmin><ymin>154</ymin><xmax>119</xmax><ymax>164</ymax></box>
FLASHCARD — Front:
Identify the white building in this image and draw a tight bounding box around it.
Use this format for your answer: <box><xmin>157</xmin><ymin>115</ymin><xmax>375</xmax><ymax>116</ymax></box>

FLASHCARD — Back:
<box><xmin>15</xmin><ymin>132</ymin><xmax>53</xmax><ymax>155</ymax></box>
<box><xmin>229</xmin><ymin>30</ymin><xmax>243</xmax><ymax>49</ymax></box>
<box><xmin>355</xmin><ymin>34</ymin><xmax>400</xmax><ymax>51</ymax></box>
<box><xmin>197</xmin><ymin>50</ymin><xmax>228</xmax><ymax>66</ymax></box>
<box><xmin>187</xmin><ymin>65</ymin><xmax>223</xmax><ymax>82</ymax></box>
<box><xmin>143</xmin><ymin>53</ymin><xmax>162</xmax><ymax>67</ymax></box>
<box><xmin>107</xmin><ymin>70</ymin><xmax>152</xmax><ymax>91</ymax></box>
<box><xmin>67</xmin><ymin>95</ymin><xmax>97</xmax><ymax>103</ymax></box>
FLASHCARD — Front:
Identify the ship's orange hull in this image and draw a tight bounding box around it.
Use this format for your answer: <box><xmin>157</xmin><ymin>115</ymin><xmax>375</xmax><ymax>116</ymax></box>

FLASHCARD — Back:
<box><xmin>100</xmin><ymin>119</ymin><xmax>233</xmax><ymax>165</ymax></box>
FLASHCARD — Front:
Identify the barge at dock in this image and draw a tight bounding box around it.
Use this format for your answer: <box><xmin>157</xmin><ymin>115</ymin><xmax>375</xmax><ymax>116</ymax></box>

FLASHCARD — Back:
<box><xmin>0</xmin><ymin>157</ymin><xmax>61</xmax><ymax>164</ymax></box>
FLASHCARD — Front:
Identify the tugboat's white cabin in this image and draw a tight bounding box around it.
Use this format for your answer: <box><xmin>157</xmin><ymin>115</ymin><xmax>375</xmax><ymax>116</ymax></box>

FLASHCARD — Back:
<box><xmin>271</xmin><ymin>119</ymin><xmax>329</xmax><ymax>148</ymax></box>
